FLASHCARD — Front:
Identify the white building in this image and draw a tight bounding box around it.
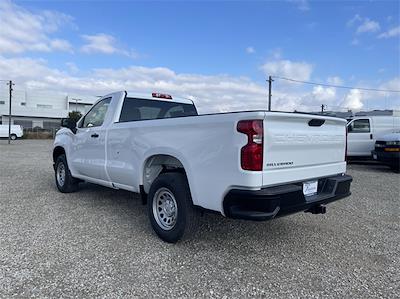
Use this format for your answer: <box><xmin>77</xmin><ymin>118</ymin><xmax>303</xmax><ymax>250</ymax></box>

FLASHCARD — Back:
<box><xmin>0</xmin><ymin>88</ymin><xmax>97</xmax><ymax>129</ymax></box>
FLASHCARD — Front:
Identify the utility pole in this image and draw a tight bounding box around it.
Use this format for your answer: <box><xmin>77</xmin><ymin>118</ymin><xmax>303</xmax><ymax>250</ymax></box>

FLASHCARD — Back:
<box><xmin>7</xmin><ymin>80</ymin><xmax>14</xmax><ymax>144</ymax></box>
<box><xmin>268</xmin><ymin>75</ymin><xmax>274</xmax><ymax>111</ymax></box>
<box><xmin>321</xmin><ymin>104</ymin><xmax>325</xmax><ymax>114</ymax></box>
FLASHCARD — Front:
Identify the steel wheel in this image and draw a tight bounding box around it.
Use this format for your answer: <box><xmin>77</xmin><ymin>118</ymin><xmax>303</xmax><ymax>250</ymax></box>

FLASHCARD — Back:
<box><xmin>152</xmin><ymin>187</ymin><xmax>178</xmax><ymax>231</ymax></box>
<box><xmin>56</xmin><ymin>162</ymin><xmax>66</xmax><ymax>187</ymax></box>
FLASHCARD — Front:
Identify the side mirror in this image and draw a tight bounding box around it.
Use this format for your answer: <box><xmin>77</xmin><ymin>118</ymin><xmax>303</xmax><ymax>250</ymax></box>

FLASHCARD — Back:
<box><xmin>61</xmin><ymin>118</ymin><xmax>77</xmax><ymax>134</ymax></box>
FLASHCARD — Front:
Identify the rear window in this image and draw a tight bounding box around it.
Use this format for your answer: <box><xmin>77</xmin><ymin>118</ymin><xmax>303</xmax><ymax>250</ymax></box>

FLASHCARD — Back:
<box><xmin>119</xmin><ymin>97</ymin><xmax>197</xmax><ymax>122</ymax></box>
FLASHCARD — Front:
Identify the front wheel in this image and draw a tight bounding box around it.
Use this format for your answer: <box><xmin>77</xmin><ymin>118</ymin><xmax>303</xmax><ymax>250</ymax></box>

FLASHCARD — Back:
<box><xmin>147</xmin><ymin>172</ymin><xmax>199</xmax><ymax>243</ymax></box>
<box><xmin>55</xmin><ymin>154</ymin><xmax>79</xmax><ymax>193</ymax></box>
<box><xmin>10</xmin><ymin>134</ymin><xmax>17</xmax><ymax>140</ymax></box>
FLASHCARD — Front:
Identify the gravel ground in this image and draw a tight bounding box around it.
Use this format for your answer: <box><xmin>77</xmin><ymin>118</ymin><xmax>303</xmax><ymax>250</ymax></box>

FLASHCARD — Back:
<box><xmin>0</xmin><ymin>139</ymin><xmax>399</xmax><ymax>298</ymax></box>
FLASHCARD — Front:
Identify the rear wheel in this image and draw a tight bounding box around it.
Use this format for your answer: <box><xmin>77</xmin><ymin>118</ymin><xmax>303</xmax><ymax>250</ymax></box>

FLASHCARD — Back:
<box><xmin>55</xmin><ymin>154</ymin><xmax>79</xmax><ymax>193</ymax></box>
<box><xmin>147</xmin><ymin>172</ymin><xmax>199</xmax><ymax>243</ymax></box>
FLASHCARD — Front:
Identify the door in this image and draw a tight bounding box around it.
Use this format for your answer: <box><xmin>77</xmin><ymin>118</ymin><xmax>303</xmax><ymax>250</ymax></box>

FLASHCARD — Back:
<box><xmin>347</xmin><ymin>118</ymin><xmax>374</xmax><ymax>156</ymax></box>
<box><xmin>70</xmin><ymin>97</ymin><xmax>112</xmax><ymax>181</ymax></box>
<box><xmin>0</xmin><ymin>125</ymin><xmax>6</xmax><ymax>137</ymax></box>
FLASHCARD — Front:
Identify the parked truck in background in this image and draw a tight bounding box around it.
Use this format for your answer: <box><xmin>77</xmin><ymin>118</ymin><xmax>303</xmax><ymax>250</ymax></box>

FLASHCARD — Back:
<box><xmin>346</xmin><ymin>114</ymin><xmax>400</xmax><ymax>157</ymax></box>
<box><xmin>53</xmin><ymin>91</ymin><xmax>352</xmax><ymax>242</ymax></box>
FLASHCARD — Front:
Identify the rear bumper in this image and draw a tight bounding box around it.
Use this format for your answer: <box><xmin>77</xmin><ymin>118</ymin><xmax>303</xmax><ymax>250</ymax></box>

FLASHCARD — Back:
<box><xmin>223</xmin><ymin>174</ymin><xmax>352</xmax><ymax>221</ymax></box>
<box><xmin>372</xmin><ymin>150</ymin><xmax>400</xmax><ymax>165</ymax></box>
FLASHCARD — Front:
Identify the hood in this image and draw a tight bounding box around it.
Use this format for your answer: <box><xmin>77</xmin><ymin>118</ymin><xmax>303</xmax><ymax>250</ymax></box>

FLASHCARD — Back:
<box><xmin>377</xmin><ymin>132</ymin><xmax>400</xmax><ymax>142</ymax></box>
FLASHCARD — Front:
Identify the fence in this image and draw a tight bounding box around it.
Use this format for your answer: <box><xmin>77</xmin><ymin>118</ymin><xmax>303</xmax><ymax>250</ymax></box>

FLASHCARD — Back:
<box><xmin>22</xmin><ymin>127</ymin><xmax>59</xmax><ymax>139</ymax></box>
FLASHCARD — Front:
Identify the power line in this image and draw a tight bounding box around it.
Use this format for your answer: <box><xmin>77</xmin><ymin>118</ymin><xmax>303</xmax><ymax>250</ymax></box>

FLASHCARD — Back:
<box><xmin>272</xmin><ymin>76</ymin><xmax>400</xmax><ymax>93</ymax></box>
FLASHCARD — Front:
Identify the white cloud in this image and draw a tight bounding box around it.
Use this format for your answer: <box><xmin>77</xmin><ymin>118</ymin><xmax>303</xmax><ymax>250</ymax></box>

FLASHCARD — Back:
<box><xmin>351</xmin><ymin>38</ymin><xmax>359</xmax><ymax>46</ymax></box>
<box><xmin>260</xmin><ymin>59</ymin><xmax>313</xmax><ymax>81</ymax></box>
<box><xmin>379</xmin><ymin>77</ymin><xmax>400</xmax><ymax>92</ymax></box>
<box><xmin>270</xmin><ymin>48</ymin><xmax>282</xmax><ymax>60</ymax></box>
<box><xmin>0</xmin><ymin>55</ymin><xmax>398</xmax><ymax>113</ymax></box>
<box><xmin>378</xmin><ymin>26</ymin><xmax>400</xmax><ymax>39</ymax></box>
<box><xmin>341</xmin><ymin>89</ymin><xmax>363</xmax><ymax>110</ymax></box>
<box><xmin>0</xmin><ymin>0</ymin><xmax>74</xmax><ymax>54</ymax></box>
<box><xmin>312</xmin><ymin>86</ymin><xmax>336</xmax><ymax>102</ymax></box>
<box><xmin>379</xmin><ymin>78</ymin><xmax>400</xmax><ymax>110</ymax></box>
<box><xmin>347</xmin><ymin>14</ymin><xmax>381</xmax><ymax>36</ymax></box>
<box><xmin>0</xmin><ymin>56</ymin><xmax>268</xmax><ymax>113</ymax></box>
<box><xmin>356</xmin><ymin>18</ymin><xmax>380</xmax><ymax>34</ymax></box>
<box><xmin>81</xmin><ymin>34</ymin><xmax>139</xmax><ymax>58</ymax></box>
<box><xmin>289</xmin><ymin>0</ymin><xmax>310</xmax><ymax>11</ymax></box>
<box><xmin>347</xmin><ymin>14</ymin><xmax>362</xmax><ymax>27</ymax></box>
<box><xmin>50</xmin><ymin>39</ymin><xmax>73</xmax><ymax>52</ymax></box>
<box><xmin>327</xmin><ymin>76</ymin><xmax>344</xmax><ymax>86</ymax></box>
<box><xmin>348</xmin><ymin>77</ymin><xmax>400</xmax><ymax>110</ymax></box>
<box><xmin>81</xmin><ymin>34</ymin><xmax>116</xmax><ymax>54</ymax></box>
<box><xmin>246</xmin><ymin>47</ymin><xmax>255</xmax><ymax>54</ymax></box>
<box><xmin>66</xmin><ymin>62</ymin><xmax>79</xmax><ymax>73</ymax></box>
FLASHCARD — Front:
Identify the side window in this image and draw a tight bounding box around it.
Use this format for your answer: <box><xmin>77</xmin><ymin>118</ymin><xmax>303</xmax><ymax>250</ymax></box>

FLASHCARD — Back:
<box><xmin>81</xmin><ymin>98</ymin><xmax>111</xmax><ymax>128</ymax></box>
<box><xmin>348</xmin><ymin>119</ymin><xmax>370</xmax><ymax>133</ymax></box>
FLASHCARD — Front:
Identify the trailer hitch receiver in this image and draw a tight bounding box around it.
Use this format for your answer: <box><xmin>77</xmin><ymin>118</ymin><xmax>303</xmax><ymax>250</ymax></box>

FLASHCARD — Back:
<box><xmin>305</xmin><ymin>205</ymin><xmax>326</xmax><ymax>214</ymax></box>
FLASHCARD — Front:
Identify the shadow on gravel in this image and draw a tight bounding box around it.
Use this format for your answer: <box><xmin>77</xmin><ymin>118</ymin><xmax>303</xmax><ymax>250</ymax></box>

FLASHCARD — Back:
<box><xmin>64</xmin><ymin>181</ymin><xmax>308</xmax><ymax>247</ymax></box>
<box><xmin>348</xmin><ymin>160</ymin><xmax>394</xmax><ymax>173</ymax></box>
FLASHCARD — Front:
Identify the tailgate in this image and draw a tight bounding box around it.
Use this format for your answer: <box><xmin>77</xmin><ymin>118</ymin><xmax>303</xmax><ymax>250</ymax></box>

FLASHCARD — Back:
<box><xmin>262</xmin><ymin>112</ymin><xmax>347</xmax><ymax>186</ymax></box>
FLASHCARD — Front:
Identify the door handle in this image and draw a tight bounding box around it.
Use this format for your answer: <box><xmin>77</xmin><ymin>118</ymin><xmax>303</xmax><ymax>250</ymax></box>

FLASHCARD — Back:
<box><xmin>370</xmin><ymin>134</ymin><xmax>373</xmax><ymax>140</ymax></box>
<box><xmin>91</xmin><ymin>133</ymin><xmax>99</xmax><ymax>138</ymax></box>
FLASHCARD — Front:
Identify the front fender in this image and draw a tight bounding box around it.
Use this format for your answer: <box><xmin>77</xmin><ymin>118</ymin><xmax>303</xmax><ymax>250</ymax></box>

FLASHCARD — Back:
<box><xmin>53</xmin><ymin>128</ymin><xmax>75</xmax><ymax>165</ymax></box>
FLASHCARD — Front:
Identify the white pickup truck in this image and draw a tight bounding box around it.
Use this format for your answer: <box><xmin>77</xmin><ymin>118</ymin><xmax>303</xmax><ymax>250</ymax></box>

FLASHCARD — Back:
<box><xmin>53</xmin><ymin>91</ymin><xmax>352</xmax><ymax>242</ymax></box>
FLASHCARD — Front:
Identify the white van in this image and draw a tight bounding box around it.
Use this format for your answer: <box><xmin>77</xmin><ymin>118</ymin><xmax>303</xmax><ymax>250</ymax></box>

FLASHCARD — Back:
<box><xmin>347</xmin><ymin>115</ymin><xmax>400</xmax><ymax>157</ymax></box>
<box><xmin>0</xmin><ymin>125</ymin><xmax>24</xmax><ymax>140</ymax></box>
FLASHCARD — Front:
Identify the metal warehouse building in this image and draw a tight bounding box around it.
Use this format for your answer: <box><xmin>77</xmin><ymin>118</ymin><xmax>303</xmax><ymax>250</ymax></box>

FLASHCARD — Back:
<box><xmin>0</xmin><ymin>89</ymin><xmax>97</xmax><ymax>129</ymax></box>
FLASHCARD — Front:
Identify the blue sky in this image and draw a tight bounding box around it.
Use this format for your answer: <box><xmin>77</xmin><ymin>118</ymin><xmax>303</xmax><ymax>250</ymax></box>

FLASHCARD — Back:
<box><xmin>0</xmin><ymin>0</ymin><xmax>399</xmax><ymax>112</ymax></box>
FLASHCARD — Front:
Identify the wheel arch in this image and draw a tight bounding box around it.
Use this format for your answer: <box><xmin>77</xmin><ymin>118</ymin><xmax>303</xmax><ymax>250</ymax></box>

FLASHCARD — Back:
<box><xmin>53</xmin><ymin>146</ymin><xmax>66</xmax><ymax>163</ymax></box>
<box><xmin>141</xmin><ymin>153</ymin><xmax>192</xmax><ymax>204</ymax></box>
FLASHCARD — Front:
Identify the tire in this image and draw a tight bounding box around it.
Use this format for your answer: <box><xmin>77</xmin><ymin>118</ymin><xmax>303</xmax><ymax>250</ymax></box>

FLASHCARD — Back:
<box><xmin>147</xmin><ymin>172</ymin><xmax>200</xmax><ymax>243</ymax></box>
<box><xmin>10</xmin><ymin>134</ymin><xmax>17</xmax><ymax>140</ymax></box>
<box><xmin>55</xmin><ymin>154</ymin><xmax>79</xmax><ymax>193</ymax></box>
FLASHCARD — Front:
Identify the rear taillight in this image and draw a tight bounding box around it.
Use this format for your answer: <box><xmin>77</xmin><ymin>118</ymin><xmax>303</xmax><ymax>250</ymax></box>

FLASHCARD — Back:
<box><xmin>237</xmin><ymin>120</ymin><xmax>263</xmax><ymax>171</ymax></box>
